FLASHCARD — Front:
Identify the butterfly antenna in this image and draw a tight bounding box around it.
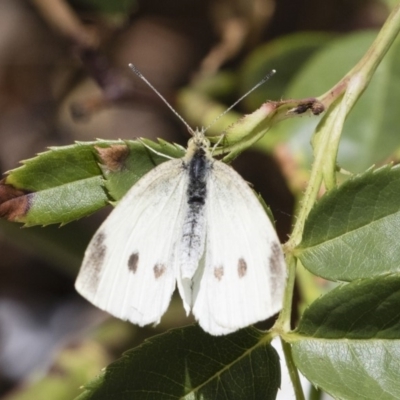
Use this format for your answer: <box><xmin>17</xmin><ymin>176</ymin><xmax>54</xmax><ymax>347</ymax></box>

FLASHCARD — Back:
<box><xmin>129</xmin><ymin>63</ymin><xmax>195</xmax><ymax>135</ymax></box>
<box><xmin>202</xmin><ymin>69</ymin><xmax>276</xmax><ymax>134</ymax></box>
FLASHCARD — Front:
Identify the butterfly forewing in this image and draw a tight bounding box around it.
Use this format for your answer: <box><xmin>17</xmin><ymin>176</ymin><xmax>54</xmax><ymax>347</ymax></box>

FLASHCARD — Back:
<box><xmin>192</xmin><ymin>160</ymin><xmax>286</xmax><ymax>335</ymax></box>
<box><xmin>76</xmin><ymin>158</ymin><xmax>188</xmax><ymax>326</ymax></box>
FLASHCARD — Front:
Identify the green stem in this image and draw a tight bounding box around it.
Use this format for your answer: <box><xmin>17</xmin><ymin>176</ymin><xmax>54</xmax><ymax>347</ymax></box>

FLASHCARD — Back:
<box><xmin>275</xmin><ymin>6</ymin><xmax>400</xmax><ymax>397</ymax></box>
<box><xmin>353</xmin><ymin>2</ymin><xmax>400</xmax><ymax>80</ymax></box>
<box><xmin>276</xmin><ymin>257</ymin><xmax>303</xmax><ymax>398</ymax></box>
<box><xmin>281</xmin><ymin>338</ymin><xmax>306</xmax><ymax>400</ymax></box>
<box><xmin>308</xmin><ymin>384</ymin><xmax>323</xmax><ymax>400</ymax></box>
<box><xmin>269</xmin><ymin>6</ymin><xmax>400</xmax><ymax>400</ymax></box>
<box><xmin>285</xmin><ymin>114</ymin><xmax>329</xmax><ymax>249</ymax></box>
<box><xmin>319</xmin><ymin>3</ymin><xmax>400</xmax><ymax>108</ymax></box>
<box><xmin>274</xmin><ymin>97</ymin><xmax>342</xmax><ymax>400</ymax></box>
<box><xmin>276</xmin><ymin>254</ymin><xmax>297</xmax><ymax>331</ymax></box>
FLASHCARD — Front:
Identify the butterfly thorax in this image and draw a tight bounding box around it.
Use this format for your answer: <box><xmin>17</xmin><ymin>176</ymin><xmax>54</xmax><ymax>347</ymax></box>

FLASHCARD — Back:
<box><xmin>184</xmin><ymin>129</ymin><xmax>213</xmax><ymax>205</ymax></box>
<box><xmin>187</xmin><ymin>146</ymin><xmax>211</xmax><ymax>205</ymax></box>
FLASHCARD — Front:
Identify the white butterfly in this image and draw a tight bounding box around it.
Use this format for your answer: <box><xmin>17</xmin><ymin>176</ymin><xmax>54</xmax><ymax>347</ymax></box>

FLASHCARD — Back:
<box><xmin>75</xmin><ymin>129</ymin><xmax>286</xmax><ymax>335</ymax></box>
<box><xmin>75</xmin><ymin>65</ymin><xmax>286</xmax><ymax>335</ymax></box>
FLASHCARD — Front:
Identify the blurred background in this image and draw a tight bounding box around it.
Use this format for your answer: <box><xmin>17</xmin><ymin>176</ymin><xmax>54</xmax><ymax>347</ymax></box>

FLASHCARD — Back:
<box><xmin>0</xmin><ymin>0</ymin><xmax>394</xmax><ymax>398</ymax></box>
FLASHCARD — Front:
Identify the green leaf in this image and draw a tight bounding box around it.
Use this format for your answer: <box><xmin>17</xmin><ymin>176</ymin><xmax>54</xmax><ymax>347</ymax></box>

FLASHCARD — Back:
<box><xmin>25</xmin><ymin>176</ymin><xmax>107</xmax><ymax>226</ymax></box>
<box><xmin>212</xmin><ymin>97</ymin><xmax>322</xmax><ymax>162</ymax></box>
<box><xmin>336</xmin><ymin>33</ymin><xmax>400</xmax><ymax>172</ymax></box>
<box><xmin>75</xmin><ymin>325</ymin><xmax>281</xmax><ymax>400</ymax></box>
<box><xmin>177</xmin><ymin>89</ymin><xmax>242</xmax><ymax>139</ymax></box>
<box><xmin>68</xmin><ymin>0</ymin><xmax>137</xmax><ymax>14</ymax></box>
<box><xmin>100</xmin><ymin>139</ymin><xmax>185</xmax><ymax>202</ymax></box>
<box><xmin>240</xmin><ymin>32</ymin><xmax>333</xmax><ymax>109</ymax></box>
<box><xmin>296</xmin><ymin>165</ymin><xmax>400</xmax><ymax>281</ymax></box>
<box><xmin>0</xmin><ymin>139</ymin><xmax>184</xmax><ymax>226</ymax></box>
<box><xmin>178</xmin><ymin>85</ymin><xmax>323</xmax><ymax>161</ymax></box>
<box><xmin>190</xmin><ymin>71</ymin><xmax>238</xmax><ymax>101</ymax></box>
<box><xmin>1</xmin><ymin>142</ymin><xmax>109</xmax><ymax>225</ymax></box>
<box><xmin>296</xmin><ymin>276</ymin><xmax>400</xmax><ymax>339</ymax></box>
<box><xmin>6</xmin><ymin>142</ymin><xmax>103</xmax><ymax>192</ymax></box>
<box><xmin>266</xmin><ymin>30</ymin><xmax>400</xmax><ymax>172</ymax></box>
<box><xmin>258</xmin><ymin>31</ymin><xmax>377</xmax><ymax>156</ymax></box>
<box><xmin>291</xmin><ymin>276</ymin><xmax>400</xmax><ymax>400</ymax></box>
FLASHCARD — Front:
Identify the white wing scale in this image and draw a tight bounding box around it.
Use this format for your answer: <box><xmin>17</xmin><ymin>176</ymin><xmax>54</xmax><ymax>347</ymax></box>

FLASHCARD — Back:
<box><xmin>75</xmin><ymin>159</ymin><xmax>188</xmax><ymax>326</ymax></box>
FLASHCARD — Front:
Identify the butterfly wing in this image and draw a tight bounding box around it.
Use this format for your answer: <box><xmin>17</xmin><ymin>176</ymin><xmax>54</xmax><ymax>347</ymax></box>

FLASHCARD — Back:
<box><xmin>192</xmin><ymin>160</ymin><xmax>286</xmax><ymax>335</ymax></box>
<box><xmin>75</xmin><ymin>158</ymin><xmax>188</xmax><ymax>326</ymax></box>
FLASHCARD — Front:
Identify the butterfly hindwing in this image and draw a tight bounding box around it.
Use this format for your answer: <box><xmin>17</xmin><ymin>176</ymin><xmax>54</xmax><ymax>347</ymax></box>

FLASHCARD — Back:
<box><xmin>75</xmin><ymin>158</ymin><xmax>188</xmax><ymax>326</ymax></box>
<box><xmin>192</xmin><ymin>160</ymin><xmax>286</xmax><ymax>335</ymax></box>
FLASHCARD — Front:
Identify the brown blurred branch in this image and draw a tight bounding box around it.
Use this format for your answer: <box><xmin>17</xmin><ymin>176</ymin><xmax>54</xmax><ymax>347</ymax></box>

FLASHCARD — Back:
<box><xmin>30</xmin><ymin>0</ymin><xmax>99</xmax><ymax>48</ymax></box>
<box><xmin>71</xmin><ymin>50</ymin><xmax>178</xmax><ymax>121</ymax></box>
<box><xmin>198</xmin><ymin>0</ymin><xmax>275</xmax><ymax>77</ymax></box>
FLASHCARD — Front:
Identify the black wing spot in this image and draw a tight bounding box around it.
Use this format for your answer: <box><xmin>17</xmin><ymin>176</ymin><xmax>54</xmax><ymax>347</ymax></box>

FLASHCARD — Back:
<box><xmin>269</xmin><ymin>242</ymin><xmax>285</xmax><ymax>296</ymax></box>
<box><xmin>238</xmin><ymin>258</ymin><xmax>247</xmax><ymax>278</ymax></box>
<box><xmin>91</xmin><ymin>232</ymin><xmax>107</xmax><ymax>267</ymax></box>
<box><xmin>269</xmin><ymin>242</ymin><xmax>283</xmax><ymax>275</ymax></box>
<box><xmin>80</xmin><ymin>231</ymin><xmax>107</xmax><ymax>295</ymax></box>
<box><xmin>154</xmin><ymin>263</ymin><xmax>166</xmax><ymax>279</ymax></box>
<box><xmin>128</xmin><ymin>252</ymin><xmax>139</xmax><ymax>273</ymax></box>
<box><xmin>214</xmin><ymin>266</ymin><xmax>224</xmax><ymax>281</ymax></box>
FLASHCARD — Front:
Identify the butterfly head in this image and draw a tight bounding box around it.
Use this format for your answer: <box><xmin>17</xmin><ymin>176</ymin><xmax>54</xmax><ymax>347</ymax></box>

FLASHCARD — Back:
<box><xmin>185</xmin><ymin>128</ymin><xmax>211</xmax><ymax>161</ymax></box>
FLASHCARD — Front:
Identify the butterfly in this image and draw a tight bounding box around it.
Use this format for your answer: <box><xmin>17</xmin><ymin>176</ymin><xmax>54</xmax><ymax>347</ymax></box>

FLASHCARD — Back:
<box><xmin>75</xmin><ymin>65</ymin><xmax>286</xmax><ymax>335</ymax></box>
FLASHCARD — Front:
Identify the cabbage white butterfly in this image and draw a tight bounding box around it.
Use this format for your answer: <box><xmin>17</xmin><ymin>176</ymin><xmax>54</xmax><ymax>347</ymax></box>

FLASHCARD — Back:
<box><xmin>75</xmin><ymin>65</ymin><xmax>286</xmax><ymax>335</ymax></box>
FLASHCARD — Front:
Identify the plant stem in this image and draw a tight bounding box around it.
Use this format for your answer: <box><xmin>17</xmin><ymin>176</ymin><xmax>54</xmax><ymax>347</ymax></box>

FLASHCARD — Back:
<box><xmin>308</xmin><ymin>384</ymin><xmax>323</xmax><ymax>400</ymax></box>
<box><xmin>276</xmin><ymin>254</ymin><xmax>296</xmax><ymax>331</ymax></box>
<box><xmin>281</xmin><ymin>338</ymin><xmax>306</xmax><ymax>400</ymax></box>
<box><xmin>276</xmin><ymin>6</ymin><xmax>400</xmax><ymax>398</ymax></box>
<box><xmin>275</xmin><ymin>255</ymin><xmax>305</xmax><ymax>399</ymax></box>
<box><xmin>284</xmin><ymin>0</ymin><xmax>400</xmax><ymax>277</ymax></box>
<box><xmin>275</xmin><ymin>95</ymin><xmax>342</xmax><ymax>400</ymax></box>
<box><xmin>319</xmin><ymin>3</ymin><xmax>400</xmax><ymax>109</ymax></box>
